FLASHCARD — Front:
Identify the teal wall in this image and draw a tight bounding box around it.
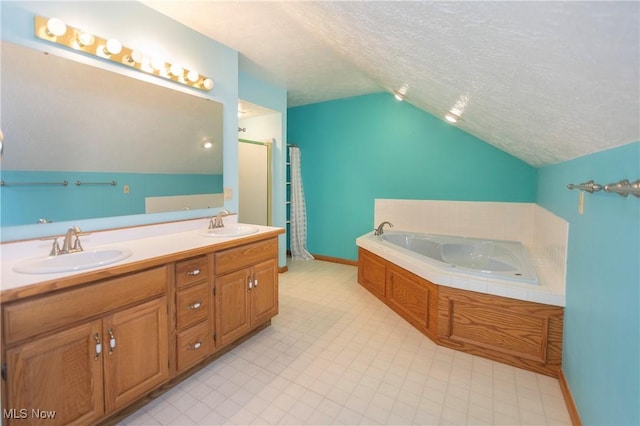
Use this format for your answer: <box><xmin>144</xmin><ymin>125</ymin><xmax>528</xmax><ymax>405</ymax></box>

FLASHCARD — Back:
<box><xmin>239</xmin><ymin>71</ymin><xmax>288</xmax><ymax>267</ymax></box>
<box><xmin>1</xmin><ymin>171</ymin><xmax>222</xmax><ymax>226</ymax></box>
<box><xmin>287</xmin><ymin>92</ymin><xmax>537</xmax><ymax>260</ymax></box>
<box><xmin>537</xmin><ymin>141</ymin><xmax>640</xmax><ymax>426</ymax></box>
<box><xmin>1</xmin><ymin>1</ymin><xmax>238</xmax><ymax>241</ymax></box>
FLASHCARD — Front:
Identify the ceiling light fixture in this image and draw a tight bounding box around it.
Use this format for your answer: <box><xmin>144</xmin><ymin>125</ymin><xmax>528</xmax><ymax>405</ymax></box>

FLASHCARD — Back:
<box><xmin>201</xmin><ymin>139</ymin><xmax>214</xmax><ymax>150</ymax></box>
<box><xmin>393</xmin><ymin>90</ymin><xmax>407</xmax><ymax>102</ymax></box>
<box><xmin>445</xmin><ymin>111</ymin><xmax>461</xmax><ymax>123</ymax></box>
<box><xmin>34</xmin><ymin>15</ymin><xmax>215</xmax><ymax>92</ymax></box>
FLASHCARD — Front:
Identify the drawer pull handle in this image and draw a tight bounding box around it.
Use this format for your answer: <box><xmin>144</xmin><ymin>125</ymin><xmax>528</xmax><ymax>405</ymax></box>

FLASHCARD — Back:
<box><xmin>186</xmin><ymin>269</ymin><xmax>201</xmax><ymax>276</ymax></box>
<box><xmin>108</xmin><ymin>328</ymin><xmax>116</xmax><ymax>354</ymax></box>
<box><xmin>188</xmin><ymin>341</ymin><xmax>203</xmax><ymax>350</ymax></box>
<box><xmin>94</xmin><ymin>333</ymin><xmax>102</xmax><ymax>360</ymax></box>
<box><xmin>187</xmin><ymin>300</ymin><xmax>202</xmax><ymax>310</ymax></box>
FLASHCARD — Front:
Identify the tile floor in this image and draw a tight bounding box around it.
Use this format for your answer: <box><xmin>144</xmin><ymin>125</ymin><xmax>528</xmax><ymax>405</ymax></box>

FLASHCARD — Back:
<box><xmin>120</xmin><ymin>260</ymin><xmax>571</xmax><ymax>425</ymax></box>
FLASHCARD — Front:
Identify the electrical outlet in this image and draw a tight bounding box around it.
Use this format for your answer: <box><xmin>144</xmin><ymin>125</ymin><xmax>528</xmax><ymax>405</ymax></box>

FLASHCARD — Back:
<box><xmin>224</xmin><ymin>187</ymin><xmax>232</xmax><ymax>200</ymax></box>
<box><xmin>123</xmin><ymin>184</ymin><xmax>130</xmax><ymax>194</ymax></box>
<box><xmin>578</xmin><ymin>191</ymin><xmax>584</xmax><ymax>215</ymax></box>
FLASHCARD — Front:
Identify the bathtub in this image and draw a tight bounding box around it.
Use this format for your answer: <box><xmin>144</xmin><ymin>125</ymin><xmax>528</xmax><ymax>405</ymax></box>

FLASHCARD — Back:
<box><xmin>370</xmin><ymin>231</ymin><xmax>538</xmax><ymax>284</ymax></box>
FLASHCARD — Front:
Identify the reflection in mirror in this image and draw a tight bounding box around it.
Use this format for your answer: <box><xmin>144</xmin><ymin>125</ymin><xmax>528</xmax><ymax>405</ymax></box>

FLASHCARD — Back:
<box><xmin>0</xmin><ymin>41</ymin><xmax>224</xmax><ymax>227</ymax></box>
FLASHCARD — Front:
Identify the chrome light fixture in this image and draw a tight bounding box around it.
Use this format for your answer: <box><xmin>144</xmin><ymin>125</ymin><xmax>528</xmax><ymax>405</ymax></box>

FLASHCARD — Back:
<box><xmin>34</xmin><ymin>16</ymin><xmax>215</xmax><ymax>92</ymax></box>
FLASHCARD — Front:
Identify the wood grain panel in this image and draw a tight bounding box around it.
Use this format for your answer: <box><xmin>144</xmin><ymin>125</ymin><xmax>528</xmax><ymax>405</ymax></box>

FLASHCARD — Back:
<box><xmin>386</xmin><ymin>267</ymin><xmax>429</xmax><ymax>329</ymax></box>
<box><xmin>103</xmin><ymin>297</ymin><xmax>169</xmax><ymax>413</ymax></box>
<box><xmin>250</xmin><ymin>259</ymin><xmax>279</xmax><ymax>326</ymax></box>
<box><xmin>357</xmin><ymin>248</ymin><xmax>387</xmax><ymax>299</ymax></box>
<box><xmin>438</xmin><ymin>287</ymin><xmax>564</xmax><ymax>377</ymax></box>
<box><xmin>5</xmin><ymin>320</ymin><xmax>104</xmax><ymax>426</ymax></box>
<box><xmin>214</xmin><ymin>238</ymin><xmax>278</xmax><ymax>276</ymax></box>
<box><xmin>175</xmin><ymin>256</ymin><xmax>209</xmax><ymax>289</ymax></box>
<box><xmin>443</xmin><ymin>298</ymin><xmax>548</xmax><ymax>362</ymax></box>
<box><xmin>3</xmin><ymin>266</ymin><xmax>167</xmax><ymax>345</ymax></box>
<box><xmin>215</xmin><ymin>269</ymin><xmax>251</xmax><ymax>347</ymax></box>
<box><xmin>176</xmin><ymin>321</ymin><xmax>211</xmax><ymax>373</ymax></box>
<box><xmin>176</xmin><ymin>282</ymin><xmax>209</xmax><ymax>330</ymax></box>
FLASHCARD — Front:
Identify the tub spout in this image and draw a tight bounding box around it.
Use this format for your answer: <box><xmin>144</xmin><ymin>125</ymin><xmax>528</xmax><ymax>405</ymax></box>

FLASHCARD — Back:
<box><xmin>374</xmin><ymin>221</ymin><xmax>393</xmax><ymax>236</ymax></box>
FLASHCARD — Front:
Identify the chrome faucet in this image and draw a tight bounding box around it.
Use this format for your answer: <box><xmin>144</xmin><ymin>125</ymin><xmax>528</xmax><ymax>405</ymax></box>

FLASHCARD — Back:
<box><xmin>50</xmin><ymin>226</ymin><xmax>84</xmax><ymax>256</ymax></box>
<box><xmin>209</xmin><ymin>209</ymin><xmax>231</xmax><ymax>229</ymax></box>
<box><xmin>374</xmin><ymin>221</ymin><xmax>393</xmax><ymax>236</ymax></box>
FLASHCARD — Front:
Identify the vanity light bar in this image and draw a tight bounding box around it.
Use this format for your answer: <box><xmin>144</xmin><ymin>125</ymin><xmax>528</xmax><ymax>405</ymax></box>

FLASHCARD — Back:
<box><xmin>34</xmin><ymin>16</ymin><xmax>214</xmax><ymax>92</ymax></box>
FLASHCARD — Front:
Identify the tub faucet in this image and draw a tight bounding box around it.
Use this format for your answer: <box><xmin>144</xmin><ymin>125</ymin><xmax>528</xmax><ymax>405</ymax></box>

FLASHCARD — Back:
<box><xmin>209</xmin><ymin>209</ymin><xmax>231</xmax><ymax>229</ymax></box>
<box><xmin>374</xmin><ymin>221</ymin><xmax>393</xmax><ymax>236</ymax></box>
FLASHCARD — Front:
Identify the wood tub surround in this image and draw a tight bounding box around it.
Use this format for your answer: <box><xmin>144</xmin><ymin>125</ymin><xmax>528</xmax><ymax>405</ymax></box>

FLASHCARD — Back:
<box><xmin>0</xmin><ymin>229</ymin><xmax>282</xmax><ymax>426</ymax></box>
<box><xmin>358</xmin><ymin>248</ymin><xmax>564</xmax><ymax>377</ymax></box>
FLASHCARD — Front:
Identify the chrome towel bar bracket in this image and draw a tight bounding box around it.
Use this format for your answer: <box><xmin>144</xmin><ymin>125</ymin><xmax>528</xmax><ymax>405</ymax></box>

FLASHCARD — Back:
<box><xmin>567</xmin><ymin>179</ymin><xmax>640</xmax><ymax>198</ymax></box>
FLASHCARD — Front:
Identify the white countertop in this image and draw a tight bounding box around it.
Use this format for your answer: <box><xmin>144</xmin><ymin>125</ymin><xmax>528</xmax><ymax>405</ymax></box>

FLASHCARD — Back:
<box><xmin>356</xmin><ymin>232</ymin><xmax>565</xmax><ymax>307</ymax></box>
<box><xmin>1</xmin><ymin>217</ymin><xmax>283</xmax><ymax>295</ymax></box>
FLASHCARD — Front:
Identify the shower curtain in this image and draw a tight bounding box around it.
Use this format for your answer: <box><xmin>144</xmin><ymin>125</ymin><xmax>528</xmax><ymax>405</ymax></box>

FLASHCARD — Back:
<box><xmin>289</xmin><ymin>146</ymin><xmax>314</xmax><ymax>260</ymax></box>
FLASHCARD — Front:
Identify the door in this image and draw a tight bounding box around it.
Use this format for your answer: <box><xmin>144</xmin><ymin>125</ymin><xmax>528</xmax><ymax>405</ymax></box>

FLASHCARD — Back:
<box><xmin>103</xmin><ymin>297</ymin><xmax>168</xmax><ymax>413</ymax></box>
<box><xmin>215</xmin><ymin>269</ymin><xmax>251</xmax><ymax>347</ymax></box>
<box><xmin>5</xmin><ymin>320</ymin><xmax>104</xmax><ymax>426</ymax></box>
<box><xmin>250</xmin><ymin>259</ymin><xmax>279</xmax><ymax>325</ymax></box>
<box><xmin>238</xmin><ymin>140</ymin><xmax>271</xmax><ymax>225</ymax></box>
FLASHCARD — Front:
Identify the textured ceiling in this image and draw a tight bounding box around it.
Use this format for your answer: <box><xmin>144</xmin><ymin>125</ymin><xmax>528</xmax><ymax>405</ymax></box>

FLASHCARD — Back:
<box><xmin>142</xmin><ymin>1</ymin><xmax>640</xmax><ymax>167</ymax></box>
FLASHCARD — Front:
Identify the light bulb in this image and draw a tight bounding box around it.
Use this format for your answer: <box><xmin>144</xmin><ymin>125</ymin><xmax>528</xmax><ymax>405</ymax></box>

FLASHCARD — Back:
<box><xmin>169</xmin><ymin>63</ymin><xmax>184</xmax><ymax>77</ymax></box>
<box><xmin>201</xmin><ymin>139</ymin><xmax>214</xmax><ymax>150</ymax></box>
<box><xmin>104</xmin><ymin>38</ymin><xmax>122</xmax><ymax>55</ymax></box>
<box><xmin>46</xmin><ymin>18</ymin><xmax>67</xmax><ymax>37</ymax></box>
<box><xmin>202</xmin><ymin>78</ymin><xmax>214</xmax><ymax>90</ymax></box>
<box><xmin>77</xmin><ymin>31</ymin><xmax>94</xmax><ymax>47</ymax></box>
<box><xmin>186</xmin><ymin>70</ymin><xmax>199</xmax><ymax>83</ymax></box>
<box><xmin>126</xmin><ymin>50</ymin><xmax>143</xmax><ymax>65</ymax></box>
<box><xmin>151</xmin><ymin>57</ymin><xmax>165</xmax><ymax>71</ymax></box>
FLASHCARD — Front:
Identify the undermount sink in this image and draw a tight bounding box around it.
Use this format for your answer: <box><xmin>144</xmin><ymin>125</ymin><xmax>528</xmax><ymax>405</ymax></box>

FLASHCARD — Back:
<box><xmin>13</xmin><ymin>247</ymin><xmax>133</xmax><ymax>274</ymax></box>
<box><xmin>200</xmin><ymin>225</ymin><xmax>259</xmax><ymax>238</ymax></box>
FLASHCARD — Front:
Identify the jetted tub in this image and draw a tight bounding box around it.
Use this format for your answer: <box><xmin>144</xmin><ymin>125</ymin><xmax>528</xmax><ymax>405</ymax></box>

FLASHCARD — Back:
<box><xmin>375</xmin><ymin>231</ymin><xmax>538</xmax><ymax>284</ymax></box>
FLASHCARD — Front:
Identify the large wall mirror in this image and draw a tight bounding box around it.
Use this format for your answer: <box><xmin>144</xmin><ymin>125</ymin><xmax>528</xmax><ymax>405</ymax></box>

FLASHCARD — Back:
<box><xmin>0</xmin><ymin>41</ymin><xmax>224</xmax><ymax>229</ymax></box>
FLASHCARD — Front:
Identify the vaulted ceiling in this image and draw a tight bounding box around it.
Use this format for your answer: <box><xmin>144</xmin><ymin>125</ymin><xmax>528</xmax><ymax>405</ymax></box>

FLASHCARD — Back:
<box><xmin>142</xmin><ymin>1</ymin><xmax>639</xmax><ymax>167</ymax></box>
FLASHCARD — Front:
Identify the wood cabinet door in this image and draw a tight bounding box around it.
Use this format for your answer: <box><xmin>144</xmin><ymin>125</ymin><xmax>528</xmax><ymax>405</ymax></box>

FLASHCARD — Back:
<box><xmin>5</xmin><ymin>320</ymin><xmax>104</xmax><ymax>426</ymax></box>
<box><xmin>215</xmin><ymin>269</ymin><xmax>251</xmax><ymax>348</ymax></box>
<box><xmin>103</xmin><ymin>297</ymin><xmax>169</xmax><ymax>413</ymax></box>
<box><xmin>250</xmin><ymin>259</ymin><xmax>278</xmax><ymax>326</ymax></box>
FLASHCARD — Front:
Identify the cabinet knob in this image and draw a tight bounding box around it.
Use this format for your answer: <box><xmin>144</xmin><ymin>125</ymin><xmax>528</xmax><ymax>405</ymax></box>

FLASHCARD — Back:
<box><xmin>188</xmin><ymin>341</ymin><xmax>203</xmax><ymax>351</ymax></box>
<box><xmin>186</xmin><ymin>269</ymin><xmax>201</xmax><ymax>276</ymax></box>
<box><xmin>187</xmin><ymin>300</ymin><xmax>203</xmax><ymax>310</ymax></box>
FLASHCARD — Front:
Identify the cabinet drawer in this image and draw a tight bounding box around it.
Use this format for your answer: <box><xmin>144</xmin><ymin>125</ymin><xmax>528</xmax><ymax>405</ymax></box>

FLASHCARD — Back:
<box><xmin>3</xmin><ymin>266</ymin><xmax>167</xmax><ymax>345</ymax></box>
<box><xmin>176</xmin><ymin>282</ymin><xmax>209</xmax><ymax>330</ymax></box>
<box><xmin>176</xmin><ymin>321</ymin><xmax>211</xmax><ymax>372</ymax></box>
<box><xmin>175</xmin><ymin>256</ymin><xmax>209</xmax><ymax>289</ymax></box>
<box><xmin>214</xmin><ymin>238</ymin><xmax>278</xmax><ymax>276</ymax></box>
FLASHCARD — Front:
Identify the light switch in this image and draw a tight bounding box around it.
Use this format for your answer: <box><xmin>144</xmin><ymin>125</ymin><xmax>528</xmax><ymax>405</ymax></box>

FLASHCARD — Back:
<box><xmin>123</xmin><ymin>184</ymin><xmax>130</xmax><ymax>194</ymax></box>
<box><xmin>224</xmin><ymin>187</ymin><xmax>233</xmax><ymax>200</ymax></box>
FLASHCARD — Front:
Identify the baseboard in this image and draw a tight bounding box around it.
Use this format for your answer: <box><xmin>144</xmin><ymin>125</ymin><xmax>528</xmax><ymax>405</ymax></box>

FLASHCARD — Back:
<box><xmin>559</xmin><ymin>369</ymin><xmax>582</xmax><ymax>426</ymax></box>
<box><xmin>278</xmin><ymin>265</ymin><xmax>289</xmax><ymax>273</ymax></box>
<box><xmin>312</xmin><ymin>254</ymin><xmax>358</xmax><ymax>266</ymax></box>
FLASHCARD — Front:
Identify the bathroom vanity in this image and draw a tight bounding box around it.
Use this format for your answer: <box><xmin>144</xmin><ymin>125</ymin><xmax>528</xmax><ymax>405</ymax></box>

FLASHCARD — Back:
<box><xmin>0</xmin><ymin>224</ymin><xmax>283</xmax><ymax>425</ymax></box>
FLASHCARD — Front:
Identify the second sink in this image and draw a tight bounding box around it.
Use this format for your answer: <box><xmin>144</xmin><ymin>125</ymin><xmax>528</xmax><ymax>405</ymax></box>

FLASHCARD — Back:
<box><xmin>201</xmin><ymin>225</ymin><xmax>258</xmax><ymax>238</ymax></box>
